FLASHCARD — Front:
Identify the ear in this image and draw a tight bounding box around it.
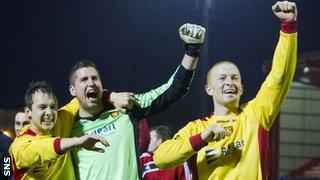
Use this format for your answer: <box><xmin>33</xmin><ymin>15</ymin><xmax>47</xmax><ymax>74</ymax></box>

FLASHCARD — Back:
<box><xmin>239</xmin><ymin>84</ymin><xmax>244</xmax><ymax>96</ymax></box>
<box><xmin>156</xmin><ymin>139</ymin><xmax>163</xmax><ymax>147</ymax></box>
<box><xmin>69</xmin><ymin>85</ymin><xmax>76</xmax><ymax>97</ymax></box>
<box><xmin>205</xmin><ymin>84</ymin><xmax>214</xmax><ymax>96</ymax></box>
<box><xmin>24</xmin><ymin>107</ymin><xmax>32</xmax><ymax>119</ymax></box>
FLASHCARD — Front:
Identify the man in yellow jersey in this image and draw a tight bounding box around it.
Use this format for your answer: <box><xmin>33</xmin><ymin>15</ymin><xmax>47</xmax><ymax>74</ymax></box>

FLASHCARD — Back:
<box><xmin>9</xmin><ymin>81</ymin><xmax>108</xmax><ymax>180</ymax></box>
<box><xmin>154</xmin><ymin>1</ymin><xmax>298</xmax><ymax>180</ymax></box>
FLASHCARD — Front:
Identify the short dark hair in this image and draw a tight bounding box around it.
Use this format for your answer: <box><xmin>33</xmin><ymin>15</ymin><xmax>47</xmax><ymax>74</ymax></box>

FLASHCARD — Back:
<box><xmin>17</xmin><ymin>107</ymin><xmax>25</xmax><ymax>113</ymax></box>
<box><xmin>24</xmin><ymin>81</ymin><xmax>56</xmax><ymax>109</ymax></box>
<box><xmin>69</xmin><ymin>60</ymin><xmax>100</xmax><ymax>85</ymax></box>
<box><xmin>151</xmin><ymin>125</ymin><xmax>172</xmax><ymax>141</ymax></box>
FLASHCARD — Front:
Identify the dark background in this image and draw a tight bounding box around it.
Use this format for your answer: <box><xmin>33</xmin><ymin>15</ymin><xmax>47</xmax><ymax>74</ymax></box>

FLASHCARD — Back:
<box><xmin>0</xmin><ymin>0</ymin><xmax>319</xmax><ymax>131</ymax></box>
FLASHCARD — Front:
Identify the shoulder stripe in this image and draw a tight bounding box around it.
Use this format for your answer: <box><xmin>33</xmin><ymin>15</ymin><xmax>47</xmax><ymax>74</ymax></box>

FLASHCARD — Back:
<box><xmin>18</xmin><ymin>128</ymin><xmax>36</xmax><ymax>137</ymax></box>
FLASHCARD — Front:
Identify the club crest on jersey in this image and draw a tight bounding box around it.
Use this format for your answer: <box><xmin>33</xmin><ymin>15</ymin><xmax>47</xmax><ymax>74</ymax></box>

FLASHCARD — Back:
<box><xmin>111</xmin><ymin>111</ymin><xmax>119</xmax><ymax>118</ymax></box>
<box><xmin>223</xmin><ymin>126</ymin><xmax>233</xmax><ymax>134</ymax></box>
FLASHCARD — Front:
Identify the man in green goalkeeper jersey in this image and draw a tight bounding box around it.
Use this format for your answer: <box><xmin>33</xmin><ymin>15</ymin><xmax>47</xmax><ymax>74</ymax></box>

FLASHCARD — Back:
<box><xmin>68</xmin><ymin>23</ymin><xmax>206</xmax><ymax>179</ymax></box>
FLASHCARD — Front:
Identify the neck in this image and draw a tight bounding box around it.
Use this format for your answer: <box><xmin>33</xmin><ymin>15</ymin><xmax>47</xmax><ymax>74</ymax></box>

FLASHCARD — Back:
<box><xmin>30</xmin><ymin>125</ymin><xmax>50</xmax><ymax>135</ymax></box>
<box><xmin>213</xmin><ymin>101</ymin><xmax>240</xmax><ymax>116</ymax></box>
<box><xmin>78</xmin><ymin>104</ymin><xmax>105</xmax><ymax>118</ymax></box>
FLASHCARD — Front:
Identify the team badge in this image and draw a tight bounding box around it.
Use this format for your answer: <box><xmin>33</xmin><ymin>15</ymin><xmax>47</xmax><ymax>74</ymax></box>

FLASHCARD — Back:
<box><xmin>111</xmin><ymin>111</ymin><xmax>119</xmax><ymax>118</ymax></box>
<box><xmin>223</xmin><ymin>126</ymin><xmax>233</xmax><ymax>134</ymax></box>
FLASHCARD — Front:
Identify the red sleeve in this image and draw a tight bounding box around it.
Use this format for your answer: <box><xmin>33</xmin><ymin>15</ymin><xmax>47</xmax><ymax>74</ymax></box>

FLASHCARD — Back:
<box><xmin>189</xmin><ymin>134</ymin><xmax>208</xmax><ymax>151</ymax></box>
<box><xmin>53</xmin><ymin>137</ymin><xmax>64</xmax><ymax>155</ymax></box>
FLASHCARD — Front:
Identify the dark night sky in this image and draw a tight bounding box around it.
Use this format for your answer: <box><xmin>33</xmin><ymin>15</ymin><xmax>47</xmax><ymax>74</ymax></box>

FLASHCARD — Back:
<box><xmin>1</xmin><ymin>0</ymin><xmax>319</xmax><ymax>130</ymax></box>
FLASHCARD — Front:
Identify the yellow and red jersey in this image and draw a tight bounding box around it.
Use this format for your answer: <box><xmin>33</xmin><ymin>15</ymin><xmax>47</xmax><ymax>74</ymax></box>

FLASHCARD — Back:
<box><xmin>154</xmin><ymin>23</ymin><xmax>297</xmax><ymax>180</ymax></box>
<box><xmin>9</xmin><ymin>99</ymin><xmax>79</xmax><ymax>180</ymax></box>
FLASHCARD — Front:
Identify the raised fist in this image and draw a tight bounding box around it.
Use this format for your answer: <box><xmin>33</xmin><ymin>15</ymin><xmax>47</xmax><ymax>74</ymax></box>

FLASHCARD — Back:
<box><xmin>272</xmin><ymin>1</ymin><xmax>297</xmax><ymax>22</ymax></box>
<box><xmin>179</xmin><ymin>23</ymin><xmax>206</xmax><ymax>44</ymax></box>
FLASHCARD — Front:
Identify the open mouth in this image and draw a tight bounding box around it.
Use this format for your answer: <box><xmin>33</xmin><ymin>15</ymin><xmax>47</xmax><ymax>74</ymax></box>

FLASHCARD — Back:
<box><xmin>86</xmin><ymin>90</ymin><xmax>98</xmax><ymax>100</ymax></box>
<box><xmin>41</xmin><ymin>118</ymin><xmax>54</xmax><ymax>124</ymax></box>
<box><xmin>223</xmin><ymin>89</ymin><xmax>237</xmax><ymax>95</ymax></box>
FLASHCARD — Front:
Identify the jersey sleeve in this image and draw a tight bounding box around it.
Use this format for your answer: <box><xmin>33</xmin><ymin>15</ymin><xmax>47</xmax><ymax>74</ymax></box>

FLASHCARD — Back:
<box><xmin>132</xmin><ymin>65</ymin><xmax>194</xmax><ymax>119</ymax></box>
<box><xmin>246</xmin><ymin>30</ymin><xmax>297</xmax><ymax>131</ymax></box>
<box><xmin>154</xmin><ymin>121</ymin><xmax>205</xmax><ymax>169</ymax></box>
<box><xmin>9</xmin><ymin>136</ymin><xmax>63</xmax><ymax>169</ymax></box>
<box><xmin>53</xmin><ymin>98</ymin><xmax>79</xmax><ymax>137</ymax></box>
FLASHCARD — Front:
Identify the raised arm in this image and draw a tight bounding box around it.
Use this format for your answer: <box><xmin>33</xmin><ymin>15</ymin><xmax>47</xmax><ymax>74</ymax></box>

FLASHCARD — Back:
<box><xmin>179</xmin><ymin>23</ymin><xmax>206</xmax><ymax>70</ymax></box>
<box><xmin>132</xmin><ymin>24</ymin><xmax>206</xmax><ymax>119</ymax></box>
<box><xmin>247</xmin><ymin>1</ymin><xmax>298</xmax><ymax>131</ymax></box>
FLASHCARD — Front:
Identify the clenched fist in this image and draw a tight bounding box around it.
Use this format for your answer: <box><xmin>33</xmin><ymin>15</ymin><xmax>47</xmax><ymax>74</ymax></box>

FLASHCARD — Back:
<box><xmin>201</xmin><ymin>124</ymin><xmax>231</xmax><ymax>143</ymax></box>
<box><xmin>179</xmin><ymin>23</ymin><xmax>206</xmax><ymax>44</ymax></box>
<box><xmin>272</xmin><ymin>1</ymin><xmax>297</xmax><ymax>22</ymax></box>
<box><xmin>110</xmin><ymin>92</ymin><xmax>136</xmax><ymax>113</ymax></box>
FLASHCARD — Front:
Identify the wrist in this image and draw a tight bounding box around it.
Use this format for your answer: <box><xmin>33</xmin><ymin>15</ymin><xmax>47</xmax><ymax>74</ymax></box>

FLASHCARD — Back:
<box><xmin>72</xmin><ymin>137</ymin><xmax>82</xmax><ymax>148</ymax></box>
<box><xmin>200</xmin><ymin>130</ymin><xmax>210</xmax><ymax>143</ymax></box>
<box><xmin>184</xmin><ymin>43</ymin><xmax>202</xmax><ymax>58</ymax></box>
<box><xmin>109</xmin><ymin>92</ymin><xmax>115</xmax><ymax>103</ymax></box>
<box><xmin>102</xmin><ymin>89</ymin><xmax>113</xmax><ymax>104</ymax></box>
<box><xmin>281</xmin><ymin>21</ymin><xmax>297</xmax><ymax>34</ymax></box>
<box><xmin>189</xmin><ymin>133</ymin><xmax>208</xmax><ymax>151</ymax></box>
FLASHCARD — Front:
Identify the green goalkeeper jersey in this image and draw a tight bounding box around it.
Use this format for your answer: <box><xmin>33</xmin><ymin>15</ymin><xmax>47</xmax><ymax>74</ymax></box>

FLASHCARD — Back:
<box><xmin>70</xmin><ymin>65</ymin><xmax>194</xmax><ymax>180</ymax></box>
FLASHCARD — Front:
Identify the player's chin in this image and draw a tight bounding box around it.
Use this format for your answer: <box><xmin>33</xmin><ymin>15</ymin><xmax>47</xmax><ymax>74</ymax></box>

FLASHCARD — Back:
<box><xmin>223</xmin><ymin>96</ymin><xmax>238</xmax><ymax>104</ymax></box>
<box><xmin>85</xmin><ymin>102</ymin><xmax>102</xmax><ymax>111</ymax></box>
<box><xmin>86</xmin><ymin>97</ymin><xmax>101</xmax><ymax>105</ymax></box>
<box><xmin>40</xmin><ymin>125</ymin><xmax>54</xmax><ymax>133</ymax></box>
<box><xmin>223</xmin><ymin>94</ymin><xmax>237</xmax><ymax>100</ymax></box>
